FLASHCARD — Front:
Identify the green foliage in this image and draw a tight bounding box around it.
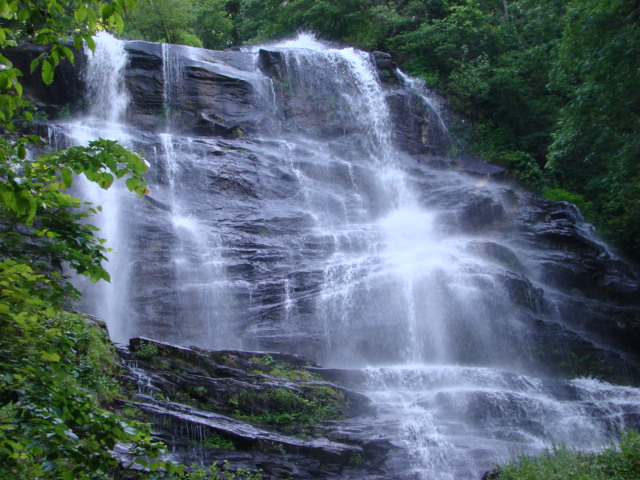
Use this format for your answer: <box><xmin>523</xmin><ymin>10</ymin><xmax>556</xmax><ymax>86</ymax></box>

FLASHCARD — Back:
<box><xmin>494</xmin><ymin>150</ymin><xmax>547</xmax><ymax>191</ymax></box>
<box><xmin>235</xmin><ymin>385</ymin><xmax>344</xmax><ymax>431</ymax></box>
<box><xmin>236</xmin><ymin>0</ymin><xmax>397</xmax><ymax>48</ymax></box>
<box><xmin>546</xmin><ymin>0</ymin><xmax>640</xmax><ymax>256</ymax></box>
<box><xmin>136</xmin><ymin>341</ymin><xmax>160</xmax><ymax>359</ymax></box>
<box><xmin>0</xmin><ymin>1</ymin><xmax>184</xmax><ymax>478</ymax></box>
<box><xmin>122</xmin><ymin>0</ymin><xmax>233</xmax><ymax>49</ymax></box>
<box><xmin>58</xmin><ymin>312</ymin><xmax>121</xmax><ymax>400</ymax></box>
<box><xmin>543</xmin><ymin>188</ymin><xmax>587</xmax><ymax>210</ymax></box>
<box><xmin>497</xmin><ymin>430</ymin><xmax>640</xmax><ymax>480</ymax></box>
<box><xmin>0</xmin><ymin>2</ymin><xmax>151</xmax><ymax>295</ymax></box>
<box><xmin>203</xmin><ymin>432</ymin><xmax>235</xmax><ymax>451</ymax></box>
<box><xmin>169</xmin><ymin>461</ymin><xmax>262</xmax><ymax>480</ymax></box>
<box><xmin>192</xmin><ymin>0</ymin><xmax>234</xmax><ymax>49</ymax></box>
<box><xmin>122</xmin><ymin>0</ymin><xmax>197</xmax><ymax>45</ymax></box>
<box><xmin>0</xmin><ymin>306</ymin><xmax>177</xmax><ymax>479</ymax></box>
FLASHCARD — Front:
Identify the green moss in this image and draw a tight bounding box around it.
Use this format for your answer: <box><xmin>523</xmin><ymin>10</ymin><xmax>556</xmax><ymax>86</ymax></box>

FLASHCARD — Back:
<box><xmin>56</xmin><ymin>312</ymin><xmax>121</xmax><ymax>402</ymax></box>
<box><xmin>249</xmin><ymin>353</ymin><xmax>321</xmax><ymax>382</ymax></box>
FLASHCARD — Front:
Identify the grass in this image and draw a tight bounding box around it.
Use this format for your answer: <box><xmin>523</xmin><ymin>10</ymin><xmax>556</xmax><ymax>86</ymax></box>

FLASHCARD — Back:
<box><xmin>496</xmin><ymin>430</ymin><xmax>640</xmax><ymax>480</ymax></box>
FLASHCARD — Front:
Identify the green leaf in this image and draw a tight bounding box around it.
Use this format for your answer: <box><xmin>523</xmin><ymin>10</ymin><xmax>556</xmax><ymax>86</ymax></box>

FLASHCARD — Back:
<box><xmin>57</xmin><ymin>45</ymin><xmax>74</xmax><ymax>63</ymax></box>
<box><xmin>61</xmin><ymin>168</ymin><xmax>73</xmax><ymax>189</ymax></box>
<box><xmin>85</xmin><ymin>34</ymin><xmax>95</xmax><ymax>52</ymax></box>
<box><xmin>99</xmin><ymin>3</ymin><xmax>114</xmax><ymax>21</ymax></box>
<box><xmin>74</xmin><ymin>3</ymin><xmax>87</xmax><ymax>22</ymax></box>
<box><xmin>40</xmin><ymin>351</ymin><xmax>61</xmax><ymax>362</ymax></box>
<box><xmin>41</xmin><ymin>59</ymin><xmax>54</xmax><ymax>85</ymax></box>
<box><xmin>99</xmin><ymin>173</ymin><xmax>114</xmax><ymax>190</ymax></box>
<box><xmin>113</xmin><ymin>11</ymin><xmax>124</xmax><ymax>35</ymax></box>
<box><xmin>30</xmin><ymin>57</ymin><xmax>40</xmax><ymax>74</ymax></box>
<box><xmin>125</xmin><ymin>177</ymin><xmax>140</xmax><ymax>192</ymax></box>
<box><xmin>86</xmin><ymin>8</ymin><xmax>98</xmax><ymax>34</ymax></box>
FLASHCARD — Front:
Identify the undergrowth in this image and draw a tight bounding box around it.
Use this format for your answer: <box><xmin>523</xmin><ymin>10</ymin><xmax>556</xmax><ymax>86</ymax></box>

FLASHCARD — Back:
<box><xmin>497</xmin><ymin>430</ymin><xmax>640</xmax><ymax>480</ymax></box>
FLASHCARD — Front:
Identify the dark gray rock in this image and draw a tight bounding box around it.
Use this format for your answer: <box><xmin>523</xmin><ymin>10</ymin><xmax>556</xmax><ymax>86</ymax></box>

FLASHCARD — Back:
<box><xmin>456</xmin><ymin>154</ymin><xmax>508</xmax><ymax>178</ymax></box>
<box><xmin>372</xmin><ymin>51</ymin><xmax>399</xmax><ymax>85</ymax></box>
<box><xmin>5</xmin><ymin>42</ymin><xmax>86</xmax><ymax>117</ymax></box>
<box><xmin>119</xmin><ymin>339</ymin><xmax>386</xmax><ymax>478</ymax></box>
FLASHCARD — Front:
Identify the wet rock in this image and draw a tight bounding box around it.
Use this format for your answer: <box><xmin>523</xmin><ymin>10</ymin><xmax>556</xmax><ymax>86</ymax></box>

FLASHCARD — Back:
<box><xmin>497</xmin><ymin>271</ymin><xmax>544</xmax><ymax>311</ymax></box>
<box><xmin>465</xmin><ymin>241</ymin><xmax>525</xmax><ymax>273</ymax></box>
<box><xmin>123</xmin><ymin>41</ymin><xmax>164</xmax><ymax>119</ymax></box>
<box><xmin>514</xmin><ymin>193</ymin><xmax>640</xmax><ymax>304</ymax></box>
<box><xmin>482</xmin><ymin>468</ymin><xmax>501</xmax><ymax>480</ymax></box>
<box><xmin>458</xmin><ymin>192</ymin><xmax>507</xmax><ymax>232</ymax></box>
<box><xmin>5</xmin><ymin>42</ymin><xmax>86</xmax><ymax>117</ymax></box>
<box><xmin>372</xmin><ymin>51</ymin><xmax>399</xmax><ymax>84</ymax></box>
<box><xmin>120</xmin><ymin>339</ymin><xmax>385</xmax><ymax>476</ymax></box>
<box><xmin>257</xmin><ymin>49</ymin><xmax>286</xmax><ymax>79</ymax></box>
<box><xmin>456</xmin><ymin>154</ymin><xmax>508</xmax><ymax>178</ymax></box>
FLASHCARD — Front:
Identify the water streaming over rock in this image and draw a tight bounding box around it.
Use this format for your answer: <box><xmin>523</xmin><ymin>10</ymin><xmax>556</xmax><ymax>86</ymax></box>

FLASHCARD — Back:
<box><xmin>47</xmin><ymin>32</ymin><xmax>136</xmax><ymax>341</ymax></box>
<box><xmin>35</xmin><ymin>33</ymin><xmax>640</xmax><ymax>478</ymax></box>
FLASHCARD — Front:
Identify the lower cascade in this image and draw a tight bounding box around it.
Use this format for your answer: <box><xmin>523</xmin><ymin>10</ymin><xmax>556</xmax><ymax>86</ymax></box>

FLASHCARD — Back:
<box><xmin>20</xmin><ymin>33</ymin><xmax>640</xmax><ymax>478</ymax></box>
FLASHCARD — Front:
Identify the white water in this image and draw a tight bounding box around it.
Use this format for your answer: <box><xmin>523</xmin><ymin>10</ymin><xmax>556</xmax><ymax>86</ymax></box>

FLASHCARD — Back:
<box><xmin>361</xmin><ymin>365</ymin><xmax>640</xmax><ymax>480</ymax></box>
<box><xmin>61</xmin><ymin>32</ymin><xmax>640</xmax><ymax>479</ymax></box>
<box><xmin>59</xmin><ymin>32</ymin><xmax>135</xmax><ymax>342</ymax></box>
<box><xmin>158</xmin><ymin>46</ymin><xmax>240</xmax><ymax>349</ymax></box>
<box><xmin>254</xmin><ymin>34</ymin><xmax>640</xmax><ymax>478</ymax></box>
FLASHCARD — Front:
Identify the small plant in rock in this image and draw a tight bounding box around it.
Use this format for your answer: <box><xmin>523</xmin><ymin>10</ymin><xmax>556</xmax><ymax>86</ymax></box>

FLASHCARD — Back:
<box><xmin>122</xmin><ymin>406</ymin><xmax>144</xmax><ymax>419</ymax></box>
<box><xmin>57</xmin><ymin>104</ymin><xmax>71</xmax><ymax>119</ymax></box>
<box><xmin>349</xmin><ymin>452</ymin><xmax>364</xmax><ymax>467</ymax></box>
<box><xmin>203</xmin><ymin>432</ymin><xmax>236</xmax><ymax>451</ymax></box>
<box><xmin>136</xmin><ymin>341</ymin><xmax>159</xmax><ymax>359</ymax></box>
<box><xmin>193</xmin><ymin>385</ymin><xmax>208</xmax><ymax>396</ymax></box>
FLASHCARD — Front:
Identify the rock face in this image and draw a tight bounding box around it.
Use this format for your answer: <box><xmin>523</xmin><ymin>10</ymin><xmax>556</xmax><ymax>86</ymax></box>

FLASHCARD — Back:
<box><xmin>7</xmin><ymin>43</ymin><xmax>85</xmax><ymax>117</ymax></box>
<box><xmin>118</xmin><ymin>338</ymin><xmax>389</xmax><ymax>478</ymax></box>
<box><xmin>12</xmin><ymin>36</ymin><xmax>640</xmax><ymax>479</ymax></box>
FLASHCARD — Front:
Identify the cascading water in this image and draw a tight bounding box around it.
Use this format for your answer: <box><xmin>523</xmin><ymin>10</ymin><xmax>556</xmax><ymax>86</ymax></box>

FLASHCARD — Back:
<box><xmin>153</xmin><ymin>44</ymin><xmax>240</xmax><ymax>348</ymax></box>
<box><xmin>47</xmin><ymin>32</ymin><xmax>640</xmax><ymax>479</ymax></box>
<box><xmin>239</xmin><ymin>35</ymin><xmax>640</xmax><ymax>479</ymax></box>
<box><xmin>52</xmin><ymin>32</ymin><xmax>135</xmax><ymax>342</ymax></box>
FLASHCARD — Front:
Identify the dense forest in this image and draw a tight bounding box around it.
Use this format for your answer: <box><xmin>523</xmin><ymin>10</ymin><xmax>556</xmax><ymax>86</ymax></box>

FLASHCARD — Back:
<box><xmin>122</xmin><ymin>0</ymin><xmax>640</xmax><ymax>260</ymax></box>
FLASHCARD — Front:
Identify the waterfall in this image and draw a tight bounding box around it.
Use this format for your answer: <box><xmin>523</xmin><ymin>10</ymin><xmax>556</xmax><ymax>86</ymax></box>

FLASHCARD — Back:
<box><xmin>156</xmin><ymin>44</ymin><xmax>240</xmax><ymax>349</ymax></box>
<box><xmin>240</xmin><ymin>35</ymin><xmax>640</xmax><ymax>478</ymax></box>
<box><xmin>60</xmin><ymin>32</ymin><xmax>134</xmax><ymax>343</ymax></box>
<box><xmin>51</xmin><ymin>32</ymin><xmax>640</xmax><ymax>479</ymax></box>
<box><xmin>256</xmin><ymin>37</ymin><xmax>522</xmax><ymax>368</ymax></box>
